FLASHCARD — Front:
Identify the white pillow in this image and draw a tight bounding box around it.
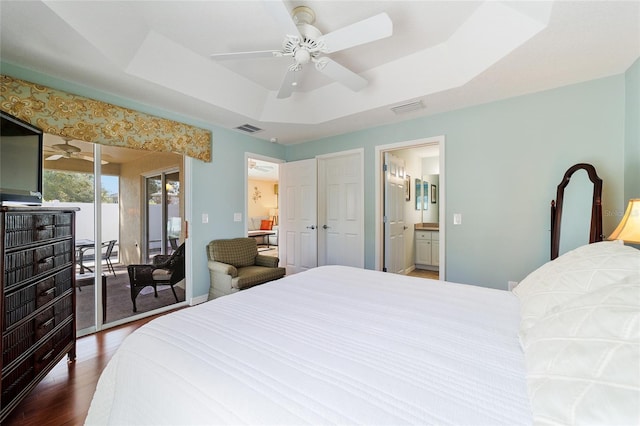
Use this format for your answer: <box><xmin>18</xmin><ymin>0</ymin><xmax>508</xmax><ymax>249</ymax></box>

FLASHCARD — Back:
<box><xmin>513</xmin><ymin>241</ymin><xmax>640</xmax><ymax>334</ymax></box>
<box><xmin>521</xmin><ymin>277</ymin><xmax>640</xmax><ymax>426</ymax></box>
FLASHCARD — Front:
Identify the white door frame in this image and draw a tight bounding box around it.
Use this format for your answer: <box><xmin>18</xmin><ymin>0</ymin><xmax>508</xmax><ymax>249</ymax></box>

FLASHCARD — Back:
<box><xmin>374</xmin><ymin>136</ymin><xmax>446</xmax><ymax>279</ymax></box>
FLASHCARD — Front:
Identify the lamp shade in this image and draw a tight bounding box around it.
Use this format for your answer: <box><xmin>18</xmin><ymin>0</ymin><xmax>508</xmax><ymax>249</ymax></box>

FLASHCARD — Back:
<box><xmin>608</xmin><ymin>199</ymin><xmax>640</xmax><ymax>243</ymax></box>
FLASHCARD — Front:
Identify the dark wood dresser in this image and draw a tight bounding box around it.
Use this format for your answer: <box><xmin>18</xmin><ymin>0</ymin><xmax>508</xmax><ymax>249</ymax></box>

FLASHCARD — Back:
<box><xmin>0</xmin><ymin>206</ymin><xmax>78</xmax><ymax>422</ymax></box>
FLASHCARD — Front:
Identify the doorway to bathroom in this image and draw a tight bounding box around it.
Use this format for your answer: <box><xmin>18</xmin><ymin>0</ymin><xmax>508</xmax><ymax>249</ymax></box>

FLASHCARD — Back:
<box><xmin>375</xmin><ymin>136</ymin><xmax>445</xmax><ymax>280</ymax></box>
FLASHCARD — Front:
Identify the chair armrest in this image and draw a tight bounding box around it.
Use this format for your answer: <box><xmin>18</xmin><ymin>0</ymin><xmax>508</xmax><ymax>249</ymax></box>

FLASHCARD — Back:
<box><xmin>207</xmin><ymin>260</ymin><xmax>238</xmax><ymax>277</ymax></box>
<box><xmin>127</xmin><ymin>264</ymin><xmax>156</xmax><ymax>285</ymax></box>
<box><xmin>255</xmin><ymin>255</ymin><xmax>279</xmax><ymax>268</ymax></box>
<box><xmin>153</xmin><ymin>255</ymin><xmax>171</xmax><ymax>267</ymax></box>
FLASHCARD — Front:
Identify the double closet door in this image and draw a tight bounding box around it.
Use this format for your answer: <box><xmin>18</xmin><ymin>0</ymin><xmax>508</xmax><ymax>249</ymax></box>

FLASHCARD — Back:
<box><xmin>279</xmin><ymin>150</ymin><xmax>364</xmax><ymax>275</ymax></box>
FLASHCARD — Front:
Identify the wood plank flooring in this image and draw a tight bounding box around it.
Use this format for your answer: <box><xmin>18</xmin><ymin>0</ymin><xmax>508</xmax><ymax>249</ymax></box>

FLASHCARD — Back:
<box><xmin>3</xmin><ymin>314</ymin><xmax>164</xmax><ymax>426</ymax></box>
<box><xmin>407</xmin><ymin>268</ymin><xmax>439</xmax><ymax>279</ymax></box>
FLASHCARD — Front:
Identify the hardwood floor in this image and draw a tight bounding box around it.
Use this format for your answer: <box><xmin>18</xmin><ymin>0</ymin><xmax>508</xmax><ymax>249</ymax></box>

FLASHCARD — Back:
<box><xmin>407</xmin><ymin>268</ymin><xmax>439</xmax><ymax>280</ymax></box>
<box><xmin>3</xmin><ymin>314</ymin><xmax>165</xmax><ymax>426</ymax></box>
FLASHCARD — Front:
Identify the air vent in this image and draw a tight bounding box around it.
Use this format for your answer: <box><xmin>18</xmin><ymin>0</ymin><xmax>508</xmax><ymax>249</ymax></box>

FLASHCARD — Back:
<box><xmin>390</xmin><ymin>100</ymin><xmax>425</xmax><ymax>115</ymax></box>
<box><xmin>235</xmin><ymin>124</ymin><xmax>263</xmax><ymax>133</ymax></box>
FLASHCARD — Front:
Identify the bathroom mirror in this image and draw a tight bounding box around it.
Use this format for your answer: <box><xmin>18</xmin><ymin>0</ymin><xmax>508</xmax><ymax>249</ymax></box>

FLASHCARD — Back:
<box><xmin>422</xmin><ymin>174</ymin><xmax>439</xmax><ymax>223</ymax></box>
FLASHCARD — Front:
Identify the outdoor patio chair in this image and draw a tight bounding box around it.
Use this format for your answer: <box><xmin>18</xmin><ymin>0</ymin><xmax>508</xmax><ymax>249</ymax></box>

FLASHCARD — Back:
<box><xmin>127</xmin><ymin>242</ymin><xmax>184</xmax><ymax>312</ymax></box>
<box><xmin>101</xmin><ymin>240</ymin><xmax>117</xmax><ymax>275</ymax></box>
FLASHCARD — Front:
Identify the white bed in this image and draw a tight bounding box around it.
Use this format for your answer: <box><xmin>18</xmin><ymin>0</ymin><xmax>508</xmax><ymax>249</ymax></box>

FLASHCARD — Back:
<box><xmin>85</xmin><ymin>242</ymin><xmax>639</xmax><ymax>425</ymax></box>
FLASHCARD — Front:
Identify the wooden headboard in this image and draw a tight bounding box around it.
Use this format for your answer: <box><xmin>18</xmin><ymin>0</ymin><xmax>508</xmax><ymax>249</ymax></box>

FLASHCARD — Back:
<box><xmin>550</xmin><ymin>163</ymin><xmax>603</xmax><ymax>260</ymax></box>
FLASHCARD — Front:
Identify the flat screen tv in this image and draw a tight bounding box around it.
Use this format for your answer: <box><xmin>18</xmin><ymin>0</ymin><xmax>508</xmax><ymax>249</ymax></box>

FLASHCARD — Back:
<box><xmin>0</xmin><ymin>111</ymin><xmax>44</xmax><ymax>205</ymax></box>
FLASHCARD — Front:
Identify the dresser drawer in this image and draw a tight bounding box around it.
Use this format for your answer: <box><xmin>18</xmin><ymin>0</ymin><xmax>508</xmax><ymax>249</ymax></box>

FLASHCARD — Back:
<box><xmin>3</xmin><ymin>212</ymin><xmax>74</xmax><ymax>249</ymax></box>
<box><xmin>1</xmin><ymin>320</ymin><xmax>74</xmax><ymax>409</ymax></box>
<box><xmin>2</xmin><ymin>294</ymin><xmax>73</xmax><ymax>366</ymax></box>
<box><xmin>4</xmin><ymin>269</ymin><xmax>73</xmax><ymax>330</ymax></box>
<box><xmin>3</xmin><ymin>240</ymin><xmax>73</xmax><ymax>290</ymax></box>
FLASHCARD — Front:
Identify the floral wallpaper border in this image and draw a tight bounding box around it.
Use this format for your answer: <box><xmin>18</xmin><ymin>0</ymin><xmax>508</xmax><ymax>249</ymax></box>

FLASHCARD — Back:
<box><xmin>0</xmin><ymin>75</ymin><xmax>211</xmax><ymax>162</ymax></box>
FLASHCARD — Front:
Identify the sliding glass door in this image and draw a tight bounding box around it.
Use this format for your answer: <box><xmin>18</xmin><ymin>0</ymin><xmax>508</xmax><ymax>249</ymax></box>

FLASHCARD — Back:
<box><xmin>43</xmin><ymin>134</ymin><xmax>186</xmax><ymax>336</ymax></box>
<box><xmin>144</xmin><ymin>169</ymin><xmax>181</xmax><ymax>262</ymax></box>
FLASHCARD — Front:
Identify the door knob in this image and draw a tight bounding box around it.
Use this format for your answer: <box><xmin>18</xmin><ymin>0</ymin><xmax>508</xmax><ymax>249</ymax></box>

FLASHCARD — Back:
<box><xmin>306</xmin><ymin>225</ymin><xmax>316</xmax><ymax>230</ymax></box>
<box><xmin>322</xmin><ymin>224</ymin><xmax>330</xmax><ymax>229</ymax></box>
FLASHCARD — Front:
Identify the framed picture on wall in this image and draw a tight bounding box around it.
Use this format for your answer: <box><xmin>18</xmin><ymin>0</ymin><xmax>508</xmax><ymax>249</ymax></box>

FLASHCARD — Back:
<box><xmin>431</xmin><ymin>184</ymin><xmax>437</xmax><ymax>203</ymax></box>
<box><xmin>405</xmin><ymin>175</ymin><xmax>411</xmax><ymax>201</ymax></box>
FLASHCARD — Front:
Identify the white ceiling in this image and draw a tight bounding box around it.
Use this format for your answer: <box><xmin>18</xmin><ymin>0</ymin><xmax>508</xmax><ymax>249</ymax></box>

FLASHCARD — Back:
<box><xmin>1</xmin><ymin>1</ymin><xmax>638</xmax><ymax>146</ymax></box>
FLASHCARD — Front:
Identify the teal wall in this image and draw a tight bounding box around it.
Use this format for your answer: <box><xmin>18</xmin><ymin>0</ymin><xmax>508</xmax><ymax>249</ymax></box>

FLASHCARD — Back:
<box><xmin>2</xmin><ymin>61</ymin><xmax>633</xmax><ymax>294</ymax></box>
<box><xmin>625</xmin><ymin>58</ymin><xmax>640</xmax><ymax>202</ymax></box>
<box><xmin>286</xmin><ymin>75</ymin><xmax>628</xmax><ymax>289</ymax></box>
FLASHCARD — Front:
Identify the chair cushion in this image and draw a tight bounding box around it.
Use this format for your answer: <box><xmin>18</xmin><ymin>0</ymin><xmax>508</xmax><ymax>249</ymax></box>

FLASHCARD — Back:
<box><xmin>152</xmin><ymin>268</ymin><xmax>172</xmax><ymax>281</ymax></box>
<box><xmin>210</xmin><ymin>238</ymin><xmax>257</xmax><ymax>267</ymax></box>
<box><xmin>234</xmin><ymin>265</ymin><xmax>285</xmax><ymax>290</ymax></box>
<box><xmin>260</xmin><ymin>219</ymin><xmax>273</xmax><ymax>230</ymax></box>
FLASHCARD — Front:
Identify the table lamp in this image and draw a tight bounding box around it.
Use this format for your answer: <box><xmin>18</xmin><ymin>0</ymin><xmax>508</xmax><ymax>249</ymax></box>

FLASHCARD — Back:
<box><xmin>608</xmin><ymin>199</ymin><xmax>640</xmax><ymax>244</ymax></box>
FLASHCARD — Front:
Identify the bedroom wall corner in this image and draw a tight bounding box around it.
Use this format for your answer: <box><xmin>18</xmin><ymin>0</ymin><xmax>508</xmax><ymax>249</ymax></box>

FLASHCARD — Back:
<box><xmin>624</xmin><ymin>57</ymin><xmax>640</xmax><ymax>203</ymax></box>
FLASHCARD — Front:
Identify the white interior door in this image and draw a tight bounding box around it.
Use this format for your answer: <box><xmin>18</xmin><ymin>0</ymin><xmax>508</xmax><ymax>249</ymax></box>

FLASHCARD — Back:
<box><xmin>384</xmin><ymin>152</ymin><xmax>406</xmax><ymax>273</ymax></box>
<box><xmin>318</xmin><ymin>151</ymin><xmax>364</xmax><ymax>268</ymax></box>
<box><xmin>279</xmin><ymin>159</ymin><xmax>317</xmax><ymax>275</ymax></box>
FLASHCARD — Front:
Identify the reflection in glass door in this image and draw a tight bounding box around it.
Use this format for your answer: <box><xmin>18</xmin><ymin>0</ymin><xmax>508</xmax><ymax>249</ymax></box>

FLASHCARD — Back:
<box><xmin>144</xmin><ymin>170</ymin><xmax>180</xmax><ymax>263</ymax></box>
<box><xmin>42</xmin><ymin>137</ymin><xmax>97</xmax><ymax>335</ymax></box>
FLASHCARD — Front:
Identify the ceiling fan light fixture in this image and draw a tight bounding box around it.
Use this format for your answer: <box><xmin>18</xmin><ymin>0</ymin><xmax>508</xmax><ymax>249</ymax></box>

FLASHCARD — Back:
<box><xmin>294</xmin><ymin>49</ymin><xmax>311</xmax><ymax>65</ymax></box>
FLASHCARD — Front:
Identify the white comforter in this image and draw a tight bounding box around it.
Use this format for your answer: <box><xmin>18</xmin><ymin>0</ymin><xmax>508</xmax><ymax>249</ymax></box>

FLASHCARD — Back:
<box><xmin>85</xmin><ymin>265</ymin><xmax>531</xmax><ymax>425</ymax></box>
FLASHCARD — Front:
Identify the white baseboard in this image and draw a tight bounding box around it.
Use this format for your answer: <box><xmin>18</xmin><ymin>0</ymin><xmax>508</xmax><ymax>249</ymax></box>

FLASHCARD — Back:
<box><xmin>190</xmin><ymin>294</ymin><xmax>209</xmax><ymax>305</ymax></box>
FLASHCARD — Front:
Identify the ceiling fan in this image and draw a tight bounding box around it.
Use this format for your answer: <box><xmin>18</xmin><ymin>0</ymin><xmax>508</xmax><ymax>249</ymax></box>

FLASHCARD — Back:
<box><xmin>210</xmin><ymin>2</ymin><xmax>393</xmax><ymax>99</ymax></box>
<box><xmin>248</xmin><ymin>159</ymin><xmax>274</xmax><ymax>172</ymax></box>
<box><xmin>45</xmin><ymin>137</ymin><xmax>109</xmax><ymax>164</ymax></box>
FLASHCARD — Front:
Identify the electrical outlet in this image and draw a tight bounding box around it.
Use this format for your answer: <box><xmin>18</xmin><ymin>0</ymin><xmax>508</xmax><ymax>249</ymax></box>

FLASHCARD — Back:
<box><xmin>508</xmin><ymin>281</ymin><xmax>519</xmax><ymax>291</ymax></box>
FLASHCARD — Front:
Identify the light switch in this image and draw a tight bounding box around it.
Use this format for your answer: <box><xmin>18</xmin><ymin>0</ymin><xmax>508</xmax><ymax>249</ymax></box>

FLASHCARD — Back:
<box><xmin>201</xmin><ymin>213</ymin><xmax>209</xmax><ymax>223</ymax></box>
<box><xmin>233</xmin><ymin>213</ymin><xmax>242</xmax><ymax>222</ymax></box>
<box><xmin>453</xmin><ymin>213</ymin><xmax>462</xmax><ymax>225</ymax></box>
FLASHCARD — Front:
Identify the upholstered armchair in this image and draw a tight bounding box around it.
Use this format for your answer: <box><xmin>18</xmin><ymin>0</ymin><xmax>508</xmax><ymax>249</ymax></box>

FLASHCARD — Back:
<box><xmin>206</xmin><ymin>238</ymin><xmax>285</xmax><ymax>299</ymax></box>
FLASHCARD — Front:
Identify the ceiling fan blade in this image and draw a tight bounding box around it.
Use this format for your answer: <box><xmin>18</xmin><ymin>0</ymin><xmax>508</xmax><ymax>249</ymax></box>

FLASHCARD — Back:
<box><xmin>320</xmin><ymin>13</ymin><xmax>393</xmax><ymax>54</ymax></box>
<box><xmin>262</xmin><ymin>0</ymin><xmax>301</xmax><ymax>38</ymax></box>
<box><xmin>45</xmin><ymin>154</ymin><xmax>63</xmax><ymax>161</ymax></box>
<box><xmin>210</xmin><ymin>50</ymin><xmax>283</xmax><ymax>61</ymax></box>
<box><xmin>276</xmin><ymin>69</ymin><xmax>298</xmax><ymax>99</ymax></box>
<box><xmin>315</xmin><ymin>58</ymin><xmax>367</xmax><ymax>92</ymax></box>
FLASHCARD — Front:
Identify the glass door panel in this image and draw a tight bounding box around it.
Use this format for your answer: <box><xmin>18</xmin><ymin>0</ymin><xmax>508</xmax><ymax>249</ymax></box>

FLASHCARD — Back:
<box><xmin>166</xmin><ymin>171</ymin><xmax>181</xmax><ymax>254</ymax></box>
<box><xmin>145</xmin><ymin>170</ymin><xmax>180</xmax><ymax>262</ymax></box>
<box><xmin>145</xmin><ymin>175</ymin><xmax>163</xmax><ymax>262</ymax></box>
<box><xmin>42</xmin><ymin>136</ymin><xmax>97</xmax><ymax>335</ymax></box>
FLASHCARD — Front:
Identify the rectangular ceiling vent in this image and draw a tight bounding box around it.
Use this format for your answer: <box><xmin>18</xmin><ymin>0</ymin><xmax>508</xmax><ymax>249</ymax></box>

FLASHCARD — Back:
<box><xmin>390</xmin><ymin>100</ymin><xmax>425</xmax><ymax>115</ymax></box>
<box><xmin>235</xmin><ymin>124</ymin><xmax>263</xmax><ymax>133</ymax></box>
